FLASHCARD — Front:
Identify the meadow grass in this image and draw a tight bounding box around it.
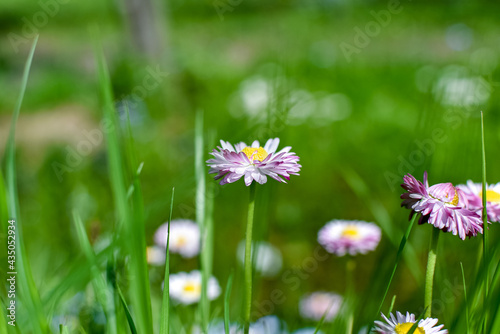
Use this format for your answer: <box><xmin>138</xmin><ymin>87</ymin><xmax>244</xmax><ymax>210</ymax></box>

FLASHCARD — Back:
<box><xmin>2</xmin><ymin>7</ymin><xmax>500</xmax><ymax>334</ymax></box>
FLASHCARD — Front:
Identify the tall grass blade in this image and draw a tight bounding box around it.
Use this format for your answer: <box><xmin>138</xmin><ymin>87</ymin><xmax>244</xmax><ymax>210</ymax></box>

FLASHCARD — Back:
<box><xmin>93</xmin><ymin>35</ymin><xmax>153</xmax><ymax>333</ymax></box>
<box><xmin>3</xmin><ymin>35</ymin><xmax>49</xmax><ymax>334</ymax></box>
<box><xmin>368</xmin><ymin>213</ymin><xmax>418</xmax><ymax>332</ymax></box>
<box><xmin>116</xmin><ymin>285</ymin><xmax>138</xmax><ymax>334</ymax></box>
<box><xmin>224</xmin><ymin>271</ymin><xmax>234</xmax><ymax>334</ymax></box>
<box><xmin>72</xmin><ymin>211</ymin><xmax>117</xmax><ymax>334</ymax></box>
<box><xmin>160</xmin><ymin>188</ymin><xmax>175</xmax><ymax>334</ymax></box>
<box><xmin>460</xmin><ymin>262</ymin><xmax>470</xmax><ymax>334</ymax></box>
<box><xmin>480</xmin><ymin>111</ymin><xmax>489</xmax><ymax>334</ymax></box>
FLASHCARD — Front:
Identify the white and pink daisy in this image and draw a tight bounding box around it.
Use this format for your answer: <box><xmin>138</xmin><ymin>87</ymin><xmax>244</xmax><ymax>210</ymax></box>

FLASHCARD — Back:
<box><xmin>374</xmin><ymin>311</ymin><xmax>448</xmax><ymax>334</ymax></box>
<box><xmin>457</xmin><ymin>180</ymin><xmax>500</xmax><ymax>222</ymax></box>
<box><xmin>146</xmin><ymin>246</ymin><xmax>166</xmax><ymax>266</ymax></box>
<box><xmin>401</xmin><ymin>172</ymin><xmax>483</xmax><ymax>240</ymax></box>
<box><xmin>318</xmin><ymin>220</ymin><xmax>381</xmax><ymax>256</ymax></box>
<box><xmin>299</xmin><ymin>292</ymin><xmax>343</xmax><ymax>322</ymax></box>
<box><xmin>168</xmin><ymin>270</ymin><xmax>221</xmax><ymax>305</ymax></box>
<box><xmin>154</xmin><ymin>219</ymin><xmax>200</xmax><ymax>258</ymax></box>
<box><xmin>206</xmin><ymin>138</ymin><xmax>301</xmax><ymax>186</ymax></box>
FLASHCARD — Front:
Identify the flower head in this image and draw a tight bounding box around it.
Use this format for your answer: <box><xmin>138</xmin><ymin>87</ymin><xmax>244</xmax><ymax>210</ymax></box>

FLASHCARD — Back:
<box><xmin>318</xmin><ymin>220</ymin><xmax>381</xmax><ymax>256</ymax></box>
<box><xmin>299</xmin><ymin>292</ymin><xmax>343</xmax><ymax>322</ymax></box>
<box><xmin>146</xmin><ymin>246</ymin><xmax>166</xmax><ymax>266</ymax></box>
<box><xmin>237</xmin><ymin>240</ymin><xmax>283</xmax><ymax>278</ymax></box>
<box><xmin>374</xmin><ymin>311</ymin><xmax>448</xmax><ymax>334</ymax></box>
<box><xmin>154</xmin><ymin>219</ymin><xmax>200</xmax><ymax>258</ymax></box>
<box><xmin>457</xmin><ymin>180</ymin><xmax>500</xmax><ymax>222</ymax></box>
<box><xmin>206</xmin><ymin>138</ymin><xmax>301</xmax><ymax>186</ymax></box>
<box><xmin>168</xmin><ymin>270</ymin><xmax>221</xmax><ymax>305</ymax></box>
<box><xmin>401</xmin><ymin>172</ymin><xmax>483</xmax><ymax>240</ymax></box>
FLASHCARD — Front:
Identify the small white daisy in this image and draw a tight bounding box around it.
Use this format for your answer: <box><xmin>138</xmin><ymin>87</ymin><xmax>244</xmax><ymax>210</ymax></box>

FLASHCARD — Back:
<box><xmin>154</xmin><ymin>219</ymin><xmax>200</xmax><ymax>258</ymax></box>
<box><xmin>146</xmin><ymin>246</ymin><xmax>166</xmax><ymax>266</ymax></box>
<box><xmin>168</xmin><ymin>270</ymin><xmax>221</xmax><ymax>305</ymax></box>
<box><xmin>374</xmin><ymin>311</ymin><xmax>448</xmax><ymax>334</ymax></box>
<box><xmin>318</xmin><ymin>220</ymin><xmax>381</xmax><ymax>256</ymax></box>
<box><xmin>237</xmin><ymin>240</ymin><xmax>283</xmax><ymax>278</ymax></box>
<box><xmin>299</xmin><ymin>292</ymin><xmax>343</xmax><ymax>322</ymax></box>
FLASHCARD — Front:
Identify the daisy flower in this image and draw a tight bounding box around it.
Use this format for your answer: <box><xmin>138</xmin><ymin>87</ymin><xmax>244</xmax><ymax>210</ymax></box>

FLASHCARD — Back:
<box><xmin>237</xmin><ymin>240</ymin><xmax>283</xmax><ymax>278</ymax></box>
<box><xmin>168</xmin><ymin>270</ymin><xmax>221</xmax><ymax>305</ymax></box>
<box><xmin>401</xmin><ymin>172</ymin><xmax>483</xmax><ymax>240</ymax></box>
<box><xmin>318</xmin><ymin>220</ymin><xmax>381</xmax><ymax>256</ymax></box>
<box><xmin>146</xmin><ymin>246</ymin><xmax>166</xmax><ymax>266</ymax></box>
<box><xmin>154</xmin><ymin>219</ymin><xmax>200</xmax><ymax>258</ymax></box>
<box><xmin>299</xmin><ymin>292</ymin><xmax>343</xmax><ymax>322</ymax></box>
<box><xmin>206</xmin><ymin>138</ymin><xmax>301</xmax><ymax>186</ymax></box>
<box><xmin>457</xmin><ymin>180</ymin><xmax>500</xmax><ymax>222</ymax></box>
<box><xmin>374</xmin><ymin>311</ymin><xmax>448</xmax><ymax>334</ymax></box>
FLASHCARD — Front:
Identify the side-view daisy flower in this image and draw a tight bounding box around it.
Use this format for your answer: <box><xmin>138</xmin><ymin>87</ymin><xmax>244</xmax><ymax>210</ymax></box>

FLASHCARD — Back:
<box><xmin>374</xmin><ymin>311</ymin><xmax>448</xmax><ymax>334</ymax></box>
<box><xmin>154</xmin><ymin>219</ymin><xmax>200</xmax><ymax>258</ymax></box>
<box><xmin>168</xmin><ymin>270</ymin><xmax>221</xmax><ymax>305</ymax></box>
<box><xmin>401</xmin><ymin>172</ymin><xmax>483</xmax><ymax>240</ymax></box>
<box><xmin>318</xmin><ymin>220</ymin><xmax>381</xmax><ymax>256</ymax></box>
<box><xmin>457</xmin><ymin>180</ymin><xmax>500</xmax><ymax>222</ymax></box>
<box><xmin>206</xmin><ymin>138</ymin><xmax>301</xmax><ymax>186</ymax></box>
<box><xmin>299</xmin><ymin>292</ymin><xmax>343</xmax><ymax>322</ymax></box>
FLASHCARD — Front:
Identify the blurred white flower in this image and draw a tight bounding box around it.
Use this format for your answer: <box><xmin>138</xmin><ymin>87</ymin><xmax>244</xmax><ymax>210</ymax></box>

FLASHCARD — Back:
<box><xmin>299</xmin><ymin>292</ymin><xmax>343</xmax><ymax>322</ymax></box>
<box><xmin>146</xmin><ymin>246</ymin><xmax>166</xmax><ymax>266</ymax></box>
<box><xmin>433</xmin><ymin>65</ymin><xmax>490</xmax><ymax>107</ymax></box>
<box><xmin>293</xmin><ymin>329</ymin><xmax>324</xmax><ymax>334</ymax></box>
<box><xmin>168</xmin><ymin>270</ymin><xmax>221</xmax><ymax>305</ymax></box>
<box><xmin>250</xmin><ymin>315</ymin><xmax>287</xmax><ymax>334</ymax></box>
<box><xmin>154</xmin><ymin>219</ymin><xmax>200</xmax><ymax>258</ymax></box>
<box><xmin>445</xmin><ymin>23</ymin><xmax>473</xmax><ymax>51</ymax></box>
<box><xmin>237</xmin><ymin>241</ymin><xmax>283</xmax><ymax>278</ymax></box>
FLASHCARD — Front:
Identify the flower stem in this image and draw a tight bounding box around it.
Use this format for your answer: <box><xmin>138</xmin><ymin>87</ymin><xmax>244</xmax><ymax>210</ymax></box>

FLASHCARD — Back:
<box><xmin>424</xmin><ymin>227</ymin><xmax>440</xmax><ymax>318</ymax></box>
<box><xmin>244</xmin><ymin>182</ymin><xmax>257</xmax><ymax>334</ymax></box>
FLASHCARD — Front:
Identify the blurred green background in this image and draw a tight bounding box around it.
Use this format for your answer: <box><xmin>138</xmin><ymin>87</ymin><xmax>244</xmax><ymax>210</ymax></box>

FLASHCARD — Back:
<box><xmin>1</xmin><ymin>0</ymin><xmax>500</xmax><ymax>332</ymax></box>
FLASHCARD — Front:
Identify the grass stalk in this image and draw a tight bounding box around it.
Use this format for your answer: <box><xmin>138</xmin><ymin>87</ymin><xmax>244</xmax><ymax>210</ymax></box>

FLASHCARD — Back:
<box><xmin>160</xmin><ymin>188</ymin><xmax>175</xmax><ymax>334</ymax></box>
<box><xmin>480</xmin><ymin>111</ymin><xmax>489</xmax><ymax>333</ymax></box>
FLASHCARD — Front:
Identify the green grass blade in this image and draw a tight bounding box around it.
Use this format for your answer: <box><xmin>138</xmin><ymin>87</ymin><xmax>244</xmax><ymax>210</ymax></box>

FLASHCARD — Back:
<box><xmin>59</xmin><ymin>324</ymin><xmax>69</xmax><ymax>334</ymax></box>
<box><xmin>480</xmin><ymin>111</ymin><xmax>489</xmax><ymax>334</ymax></box>
<box><xmin>93</xmin><ymin>35</ymin><xmax>153</xmax><ymax>334</ymax></box>
<box><xmin>368</xmin><ymin>213</ymin><xmax>418</xmax><ymax>333</ymax></box>
<box><xmin>160</xmin><ymin>188</ymin><xmax>175</xmax><ymax>334</ymax></box>
<box><xmin>3</xmin><ymin>35</ymin><xmax>49</xmax><ymax>334</ymax></box>
<box><xmin>195</xmin><ymin>110</ymin><xmax>211</xmax><ymax>332</ymax></box>
<box><xmin>224</xmin><ymin>271</ymin><xmax>234</xmax><ymax>334</ymax></box>
<box><xmin>116</xmin><ymin>285</ymin><xmax>138</xmax><ymax>334</ymax></box>
<box><xmin>73</xmin><ymin>211</ymin><xmax>117</xmax><ymax>334</ymax></box>
<box><xmin>460</xmin><ymin>262</ymin><xmax>470</xmax><ymax>334</ymax></box>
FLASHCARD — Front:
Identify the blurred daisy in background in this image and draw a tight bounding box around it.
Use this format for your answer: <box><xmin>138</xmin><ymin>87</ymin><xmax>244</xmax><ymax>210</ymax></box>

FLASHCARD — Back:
<box><xmin>374</xmin><ymin>311</ymin><xmax>448</xmax><ymax>334</ymax></box>
<box><xmin>299</xmin><ymin>292</ymin><xmax>343</xmax><ymax>322</ymax></box>
<box><xmin>250</xmin><ymin>315</ymin><xmax>287</xmax><ymax>334</ymax></box>
<box><xmin>146</xmin><ymin>245</ymin><xmax>166</xmax><ymax>266</ymax></box>
<box><xmin>206</xmin><ymin>138</ymin><xmax>301</xmax><ymax>186</ymax></box>
<box><xmin>401</xmin><ymin>172</ymin><xmax>483</xmax><ymax>239</ymax></box>
<box><xmin>457</xmin><ymin>180</ymin><xmax>500</xmax><ymax>222</ymax></box>
<box><xmin>154</xmin><ymin>219</ymin><xmax>200</xmax><ymax>258</ymax></box>
<box><xmin>318</xmin><ymin>220</ymin><xmax>381</xmax><ymax>256</ymax></box>
<box><xmin>237</xmin><ymin>240</ymin><xmax>283</xmax><ymax>278</ymax></box>
<box><xmin>168</xmin><ymin>270</ymin><xmax>221</xmax><ymax>305</ymax></box>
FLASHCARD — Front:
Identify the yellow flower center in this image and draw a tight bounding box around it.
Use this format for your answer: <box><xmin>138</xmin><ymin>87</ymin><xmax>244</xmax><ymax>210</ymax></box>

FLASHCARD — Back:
<box><xmin>394</xmin><ymin>322</ymin><xmax>425</xmax><ymax>334</ymax></box>
<box><xmin>176</xmin><ymin>236</ymin><xmax>187</xmax><ymax>247</ymax></box>
<box><xmin>241</xmin><ymin>147</ymin><xmax>268</xmax><ymax>162</ymax></box>
<box><xmin>183</xmin><ymin>282</ymin><xmax>201</xmax><ymax>294</ymax></box>
<box><xmin>442</xmin><ymin>190</ymin><xmax>459</xmax><ymax>206</ymax></box>
<box><xmin>341</xmin><ymin>226</ymin><xmax>360</xmax><ymax>239</ymax></box>
<box><xmin>478</xmin><ymin>189</ymin><xmax>500</xmax><ymax>203</ymax></box>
